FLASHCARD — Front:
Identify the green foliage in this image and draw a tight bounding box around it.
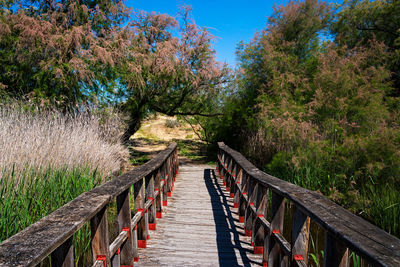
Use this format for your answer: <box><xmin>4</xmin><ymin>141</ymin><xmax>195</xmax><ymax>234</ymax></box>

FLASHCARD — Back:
<box><xmin>129</xmin><ymin>153</ymin><xmax>150</xmax><ymax>166</ymax></box>
<box><xmin>165</xmin><ymin>119</ymin><xmax>180</xmax><ymax>128</ymax></box>
<box><xmin>119</xmin><ymin>7</ymin><xmax>228</xmax><ymax>142</ymax></box>
<box><xmin>0</xmin><ymin>165</ymin><xmax>104</xmax><ymax>263</ymax></box>
<box><xmin>331</xmin><ymin>0</ymin><xmax>400</xmax><ymax>90</ymax></box>
<box><xmin>201</xmin><ymin>0</ymin><xmax>400</xmax><ymax>238</ymax></box>
<box><xmin>176</xmin><ymin>139</ymin><xmax>208</xmax><ymax>161</ymax></box>
<box><xmin>0</xmin><ymin>0</ymin><xmax>130</xmax><ymax>106</ymax></box>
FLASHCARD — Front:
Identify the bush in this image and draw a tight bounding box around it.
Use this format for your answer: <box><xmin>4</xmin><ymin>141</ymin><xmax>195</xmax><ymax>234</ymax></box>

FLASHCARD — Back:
<box><xmin>165</xmin><ymin>118</ymin><xmax>180</xmax><ymax>128</ymax></box>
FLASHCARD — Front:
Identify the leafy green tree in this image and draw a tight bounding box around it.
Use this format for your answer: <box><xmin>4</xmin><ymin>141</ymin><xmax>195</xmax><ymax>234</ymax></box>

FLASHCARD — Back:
<box><xmin>0</xmin><ymin>2</ymin><xmax>227</xmax><ymax>141</ymax></box>
<box><xmin>331</xmin><ymin>0</ymin><xmax>400</xmax><ymax>91</ymax></box>
<box><xmin>119</xmin><ymin>7</ymin><xmax>228</xmax><ymax>142</ymax></box>
<box><xmin>0</xmin><ymin>0</ymin><xmax>130</xmax><ymax>106</ymax></box>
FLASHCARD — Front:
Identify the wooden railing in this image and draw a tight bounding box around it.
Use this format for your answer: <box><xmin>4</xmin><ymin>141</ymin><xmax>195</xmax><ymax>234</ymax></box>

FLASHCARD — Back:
<box><xmin>217</xmin><ymin>142</ymin><xmax>400</xmax><ymax>267</ymax></box>
<box><xmin>0</xmin><ymin>143</ymin><xmax>178</xmax><ymax>267</ymax></box>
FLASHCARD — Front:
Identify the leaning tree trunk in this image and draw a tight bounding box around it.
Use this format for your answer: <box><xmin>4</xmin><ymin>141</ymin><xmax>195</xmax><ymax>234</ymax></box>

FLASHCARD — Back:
<box><xmin>121</xmin><ymin>113</ymin><xmax>143</xmax><ymax>144</ymax></box>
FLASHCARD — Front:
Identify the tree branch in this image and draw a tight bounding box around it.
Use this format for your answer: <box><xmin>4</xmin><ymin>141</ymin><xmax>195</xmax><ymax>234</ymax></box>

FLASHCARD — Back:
<box><xmin>181</xmin><ymin>116</ymin><xmax>207</xmax><ymax>142</ymax></box>
<box><xmin>172</xmin><ymin>111</ymin><xmax>223</xmax><ymax>117</ymax></box>
<box><xmin>356</xmin><ymin>24</ymin><xmax>398</xmax><ymax>37</ymax></box>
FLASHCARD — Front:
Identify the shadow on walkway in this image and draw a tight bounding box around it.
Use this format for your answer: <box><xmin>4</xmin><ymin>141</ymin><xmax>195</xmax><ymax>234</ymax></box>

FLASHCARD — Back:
<box><xmin>204</xmin><ymin>169</ymin><xmax>262</xmax><ymax>267</ymax></box>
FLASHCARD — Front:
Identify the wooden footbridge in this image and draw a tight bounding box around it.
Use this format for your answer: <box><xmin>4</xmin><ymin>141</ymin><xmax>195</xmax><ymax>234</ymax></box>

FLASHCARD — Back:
<box><xmin>1</xmin><ymin>143</ymin><xmax>400</xmax><ymax>266</ymax></box>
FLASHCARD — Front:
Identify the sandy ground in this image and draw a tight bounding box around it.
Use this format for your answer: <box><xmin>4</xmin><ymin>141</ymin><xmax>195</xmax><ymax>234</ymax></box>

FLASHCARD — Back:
<box><xmin>130</xmin><ymin>115</ymin><xmax>199</xmax><ymax>155</ymax></box>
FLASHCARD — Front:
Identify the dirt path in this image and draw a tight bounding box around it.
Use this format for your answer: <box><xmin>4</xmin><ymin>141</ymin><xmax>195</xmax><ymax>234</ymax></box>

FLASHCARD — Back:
<box><xmin>127</xmin><ymin>115</ymin><xmax>211</xmax><ymax>168</ymax></box>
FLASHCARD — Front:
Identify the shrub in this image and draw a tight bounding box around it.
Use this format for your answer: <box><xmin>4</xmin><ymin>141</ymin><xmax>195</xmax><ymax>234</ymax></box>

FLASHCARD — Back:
<box><xmin>165</xmin><ymin>118</ymin><xmax>180</xmax><ymax>128</ymax></box>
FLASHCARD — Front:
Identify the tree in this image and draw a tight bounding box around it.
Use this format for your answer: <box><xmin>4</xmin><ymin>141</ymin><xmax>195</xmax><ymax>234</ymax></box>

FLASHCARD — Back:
<box><xmin>331</xmin><ymin>0</ymin><xmax>400</xmax><ymax>91</ymax></box>
<box><xmin>0</xmin><ymin>0</ymin><xmax>130</xmax><ymax>106</ymax></box>
<box><xmin>119</xmin><ymin>6</ymin><xmax>228</xmax><ymax>142</ymax></box>
<box><xmin>0</xmin><ymin>2</ymin><xmax>227</xmax><ymax>141</ymax></box>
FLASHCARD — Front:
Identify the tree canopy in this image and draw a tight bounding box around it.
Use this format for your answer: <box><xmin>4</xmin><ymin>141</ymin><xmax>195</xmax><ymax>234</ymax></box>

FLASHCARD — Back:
<box><xmin>196</xmin><ymin>0</ymin><xmax>400</xmax><ymax>237</ymax></box>
<box><xmin>0</xmin><ymin>1</ymin><xmax>227</xmax><ymax>141</ymax></box>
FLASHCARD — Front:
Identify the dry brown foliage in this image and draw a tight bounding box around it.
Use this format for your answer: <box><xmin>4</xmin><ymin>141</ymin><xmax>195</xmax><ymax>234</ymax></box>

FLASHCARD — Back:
<box><xmin>0</xmin><ymin>104</ymin><xmax>128</xmax><ymax>178</ymax></box>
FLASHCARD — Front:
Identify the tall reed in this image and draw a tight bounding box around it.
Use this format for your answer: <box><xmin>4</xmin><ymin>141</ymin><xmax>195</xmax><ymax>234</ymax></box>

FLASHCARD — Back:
<box><xmin>0</xmin><ymin>104</ymin><xmax>128</xmax><ymax>247</ymax></box>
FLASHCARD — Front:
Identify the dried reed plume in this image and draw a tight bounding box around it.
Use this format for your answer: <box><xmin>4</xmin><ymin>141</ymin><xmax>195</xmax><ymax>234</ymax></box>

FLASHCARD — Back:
<box><xmin>0</xmin><ymin>105</ymin><xmax>128</xmax><ymax>178</ymax></box>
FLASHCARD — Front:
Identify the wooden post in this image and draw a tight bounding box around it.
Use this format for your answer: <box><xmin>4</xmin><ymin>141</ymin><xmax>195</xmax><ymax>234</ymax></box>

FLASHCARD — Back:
<box><xmin>267</xmin><ymin>192</ymin><xmax>285</xmax><ymax>267</ymax></box>
<box><xmin>132</xmin><ymin>222</ymin><xmax>139</xmax><ymax>262</ymax></box>
<box><xmin>146</xmin><ymin>172</ymin><xmax>157</xmax><ymax>231</ymax></box>
<box><xmin>167</xmin><ymin>157</ymin><xmax>173</xmax><ymax>197</ymax></box>
<box><xmin>253</xmin><ymin>186</ymin><xmax>268</xmax><ymax>255</ymax></box>
<box><xmin>226</xmin><ymin>168</ymin><xmax>232</xmax><ymax>195</ymax></box>
<box><xmin>162</xmin><ymin>164</ymin><xmax>168</xmax><ymax>207</ymax></box>
<box><xmin>226</xmin><ymin>160</ymin><xmax>233</xmax><ymax>193</ymax></box>
<box><xmin>90</xmin><ymin>206</ymin><xmax>110</xmax><ymax>266</ymax></box>
<box><xmin>291</xmin><ymin>207</ymin><xmax>311</xmax><ymax>265</ymax></box>
<box><xmin>233</xmin><ymin>169</ymin><xmax>242</xmax><ymax>208</ymax></box>
<box><xmin>324</xmin><ymin>231</ymin><xmax>349</xmax><ymax>267</ymax></box>
<box><xmin>155</xmin><ymin>169</ymin><xmax>162</xmax><ymax>219</ymax></box>
<box><xmin>116</xmin><ymin>188</ymin><xmax>135</xmax><ymax>266</ymax></box>
<box><xmin>229</xmin><ymin>164</ymin><xmax>236</xmax><ymax>198</ymax></box>
<box><xmin>244</xmin><ymin>179</ymin><xmax>256</xmax><ymax>238</ymax></box>
<box><xmin>173</xmin><ymin>148</ymin><xmax>178</xmax><ymax>178</ymax></box>
<box><xmin>111</xmin><ymin>249</ymin><xmax>120</xmax><ymax>266</ymax></box>
<box><xmin>51</xmin><ymin>237</ymin><xmax>74</xmax><ymax>267</ymax></box>
<box><xmin>238</xmin><ymin>174</ymin><xmax>248</xmax><ymax>223</ymax></box>
<box><xmin>134</xmin><ymin>178</ymin><xmax>146</xmax><ymax>248</ymax></box>
<box><xmin>222</xmin><ymin>161</ymin><xmax>227</xmax><ymax>187</ymax></box>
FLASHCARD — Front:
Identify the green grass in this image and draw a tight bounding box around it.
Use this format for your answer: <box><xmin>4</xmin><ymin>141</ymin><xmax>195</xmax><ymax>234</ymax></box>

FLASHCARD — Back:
<box><xmin>129</xmin><ymin>154</ymin><xmax>151</xmax><ymax>165</ymax></box>
<box><xmin>175</xmin><ymin>139</ymin><xmax>208</xmax><ymax>161</ymax></box>
<box><xmin>0</xmin><ymin>165</ymin><xmax>106</xmax><ymax>264</ymax></box>
<box><xmin>359</xmin><ymin>183</ymin><xmax>400</xmax><ymax>237</ymax></box>
<box><xmin>135</xmin><ymin>128</ymin><xmax>161</xmax><ymax>141</ymax></box>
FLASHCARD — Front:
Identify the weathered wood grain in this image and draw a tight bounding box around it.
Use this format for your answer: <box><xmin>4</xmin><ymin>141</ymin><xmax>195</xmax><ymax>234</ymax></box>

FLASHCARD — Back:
<box><xmin>324</xmin><ymin>231</ymin><xmax>349</xmax><ymax>267</ymax></box>
<box><xmin>116</xmin><ymin>188</ymin><xmax>134</xmax><ymax>265</ymax></box>
<box><xmin>90</xmin><ymin>206</ymin><xmax>110</xmax><ymax>266</ymax></box>
<box><xmin>0</xmin><ymin>192</ymin><xmax>110</xmax><ymax>267</ymax></box>
<box><xmin>218</xmin><ymin>142</ymin><xmax>400</xmax><ymax>266</ymax></box>
<box><xmin>138</xmin><ymin>164</ymin><xmax>264</xmax><ymax>266</ymax></box>
<box><xmin>291</xmin><ymin>207</ymin><xmax>310</xmax><ymax>265</ymax></box>
<box><xmin>109</xmin><ymin>230</ymin><xmax>128</xmax><ymax>256</ymax></box>
<box><xmin>0</xmin><ymin>143</ymin><xmax>177</xmax><ymax>267</ymax></box>
<box><xmin>268</xmin><ymin>191</ymin><xmax>286</xmax><ymax>267</ymax></box>
<box><xmin>50</xmin><ymin>237</ymin><xmax>73</xmax><ymax>267</ymax></box>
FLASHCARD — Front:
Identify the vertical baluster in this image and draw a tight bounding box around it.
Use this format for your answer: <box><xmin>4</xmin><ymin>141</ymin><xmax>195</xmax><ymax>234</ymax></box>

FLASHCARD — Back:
<box><xmin>91</xmin><ymin>206</ymin><xmax>110</xmax><ymax>266</ymax></box>
<box><xmin>324</xmin><ymin>231</ymin><xmax>349</xmax><ymax>267</ymax></box>
<box><xmin>132</xmin><ymin>219</ymin><xmax>139</xmax><ymax>262</ymax></box>
<box><xmin>146</xmin><ymin>172</ymin><xmax>156</xmax><ymax>231</ymax></box>
<box><xmin>253</xmin><ymin>185</ymin><xmax>268</xmax><ymax>256</ymax></box>
<box><xmin>169</xmin><ymin>156</ymin><xmax>174</xmax><ymax>192</ymax></box>
<box><xmin>228</xmin><ymin>163</ymin><xmax>236</xmax><ymax>198</ymax></box>
<box><xmin>244</xmin><ymin>178</ymin><xmax>256</xmax><ymax>239</ymax></box>
<box><xmin>166</xmin><ymin>157</ymin><xmax>173</xmax><ymax>197</ymax></box>
<box><xmin>222</xmin><ymin>157</ymin><xmax>228</xmax><ymax>187</ymax></box>
<box><xmin>233</xmin><ymin>169</ymin><xmax>242</xmax><ymax>208</ymax></box>
<box><xmin>111</xmin><ymin>248</ymin><xmax>120</xmax><ymax>266</ymax></box>
<box><xmin>174</xmin><ymin>148</ymin><xmax>179</xmax><ymax>176</ymax></box>
<box><xmin>226</xmin><ymin>158</ymin><xmax>232</xmax><ymax>193</ymax></box>
<box><xmin>51</xmin><ymin>237</ymin><xmax>74</xmax><ymax>267</ymax></box>
<box><xmin>116</xmin><ymin>188</ymin><xmax>135</xmax><ymax>266</ymax></box>
<box><xmin>134</xmin><ymin>178</ymin><xmax>146</xmax><ymax>248</ymax></box>
<box><xmin>267</xmin><ymin>192</ymin><xmax>285</xmax><ymax>267</ymax></box>
<box><xmin>291</xmin><ymin>207</ymin><xmax>310</xmax><ymax>266</ymax></box>
<box><xmin>238</xmin><ymin>173</ymin><xmax>248</xmax><ymax>223</ymax></box>
<box><xmin>155</xmin><ymin>169</ymin><xmax>162</xmax><ymax>219</ymax></box>
<box><xmin>162</xmin><ymin>164</ymin><xmax>168</xmax><ymax>207</ymax></box>
<box><xmin>229</xmin><ymin>163</ymin><xmax>237</xmax><ymax>198</ymax></box>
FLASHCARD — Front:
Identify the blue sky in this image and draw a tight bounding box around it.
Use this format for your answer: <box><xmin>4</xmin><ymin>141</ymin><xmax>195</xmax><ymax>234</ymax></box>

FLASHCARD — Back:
<box><xmin>126</xmin><ymin>0</ymin><xmax>341</xmax><ymax>67</ymax></box>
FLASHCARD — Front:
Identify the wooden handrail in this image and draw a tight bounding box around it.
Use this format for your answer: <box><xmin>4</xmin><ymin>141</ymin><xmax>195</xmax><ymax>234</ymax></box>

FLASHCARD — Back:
<box><xmin>217</xmin><ymin>142</ymin><xmax>400</xmax><ymax>267</ymax></box>
<box><xmin>0</xmin><ymin>143</ymin><xmax>179</xmax><ymax>267</ymax></box>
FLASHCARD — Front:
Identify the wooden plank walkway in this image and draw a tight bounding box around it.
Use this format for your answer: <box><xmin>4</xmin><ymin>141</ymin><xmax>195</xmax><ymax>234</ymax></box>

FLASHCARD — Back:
<box><xmin>138</xmin><ymin>164</ymin><xmax>263</xmax><ymax>266</ymax></box>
